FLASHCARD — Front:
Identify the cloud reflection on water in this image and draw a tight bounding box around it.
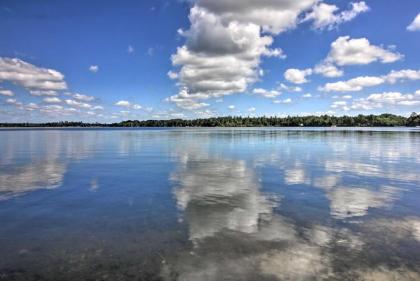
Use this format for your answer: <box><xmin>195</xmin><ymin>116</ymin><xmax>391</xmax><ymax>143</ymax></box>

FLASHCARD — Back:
<box><xmin>171</xmin><ymin>149</ymin><xmax>277</xmax><ymax>242</ymax></box>
<box><xmin>0</xmin><ymin>130</ymin><xmax>101</xmax><ymax>200</ymax></box>
<box><xmin>0</xmin><ymin>129</ymin><xmax>419</xmax><ymax>280</ymax></box>
<box><xmin>0</xmin><ymin>161</ymin><xmax>66</xmax><ymax>200</ymax></box>
<box><xmin>328</xmin><ymin>185</ymin><xmax>402</xmax><ymax>219</ymax></box>
<box><xmin>164</xmin><ymin>130</ymin><xmax>420</xmax><ymax>280</ymax></box>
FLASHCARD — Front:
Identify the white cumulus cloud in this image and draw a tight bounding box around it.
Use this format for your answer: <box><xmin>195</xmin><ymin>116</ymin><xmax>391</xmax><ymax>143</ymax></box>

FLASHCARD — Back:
<box><xmin>65</xmin><ymin>99</ymin><xmax>92</xmax><ymax>109</ymax></box>
<box><xmin>29</xmin><ymin>90</ymin><xmax>58</xmax><ymax>96</ymax></box>
<box><xmin>407</xmin><ymin>13</ymin><xmax>420</xmax><ymax>31</ymax></box>
<box><xmin>43</xmin><ymin>97</ymin><xmax>62</xmax><ymax>103</ymax></box>
<box><xmin>303</xmin><ymin>1</ymin><xmax>369</xmax><ymax>30</ymax></box>
<box><xmin>115</xmin><ymin>100</ymin><xmax>131</xmax><ymax>107</ymax></box>
<box><xmin>274</xmin><ymin>98</ymin><xmax>292</xmax><ymax>104</ymax></box>
<box><xmin>167</xmin><ymin>0</ymin><xmax>314</xmax><ymax>111</ymax></box>
<box><xmin>320</xmin><ymin>69</ymin><xmax>420</xmax><ymax>92</ymax></box>
<box><xmin>320</xmin><ymin>76</ymin><xmax>385</xmax><ymax>92</ymax></box>
<box><xmin>279</xmin><ymin>83</ymin><xmax>302</xmax><ymax>92</ymax></box>
<box><xmin>0</xmin><ymin>57</ymin><xmax>67</xmax><ymax>92</ymax></box>
<box><xmin>127</xmin><ymin>45</ymin><xmax>135</xmax><ymax>54</ymax></box>
<box><xmin>166</xmin><ymin>89</ymin><xmax>210</xmax><ymax>110</ymax></box>
<box><xmin>0</xmin><ymin>89</ymin><xmax>14</xmax><ymax>96</ymax></box>
<box><xmin>385</xmin><ymin>69</ymin><xmax>420</xmax><ymax>84</ymax></box>
<box><xmin>195</xmin><ymin>0</ymin><xmax>317</xmax><ymax>35</ymax></box>
<box><xmin>253</xmin><ymin>88</ymin><xmax>281</xmax><ymax>98</ymax></box>
<box><xmin>88</xmin><ymin>65</ymin><xmax>99</xmax><ymax>73</ymax></box>
<box><xmin>115</xmin><ymin>100</ymin><xmax>142</xmax><ymax>110</ymax></box>
<box><xmin>332</xmin><ymin>91</ymin><xmax>420</xmax><ymax>111</ymax></box>
<box><xmin>73</xmin><ymin>93</ymin><xmax>95</xmax><ymax>102</ymax></box>
<box><xmin>313</xmin><ymin>62</ymin><xmax>343</xmax><ymax>78</ymax></box>
<box><xmin>284</xmin><ymin>68</ymin><xmax>313</xmax><ymax>84</ymax></box>
<box><xmin>325</xmin><ymin>36</ymin><xmax>403</xmax><ymax>66</ymax></box>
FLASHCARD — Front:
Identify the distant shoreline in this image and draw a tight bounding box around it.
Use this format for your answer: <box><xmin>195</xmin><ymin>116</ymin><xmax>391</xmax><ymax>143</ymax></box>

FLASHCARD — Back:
<box><xmin>1</xmin><ymin>126</ymin><xmax>419</xmax><ymax>131</ymax></box>
<box><xmin>1</xmin><ymin>113</ymin><xmax>419</xmax><ymax>128</ymax></box>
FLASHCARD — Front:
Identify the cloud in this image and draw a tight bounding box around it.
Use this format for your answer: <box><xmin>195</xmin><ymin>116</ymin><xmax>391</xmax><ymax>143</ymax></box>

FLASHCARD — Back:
<box><xmin>92</xmin><ymin>105</ymin><xmax>104</xmax><ymax>110</ymax></box>
<box><xmin>40</xmin><ymin>104</ymin><xmax>79</xmax><ymax>116</ymax></box>
<box><xmin>361</xmin><ymin>92</ymin><xmax>420</xmax><ymax>108</ymax></box>
<box><xmin>166</xmin><ymin>90</ymin><xmax>210</xmax><ymax>110</ymax></box>
<box><xmin>302</xmin><ymin>93</ymin><xmax>312</xmax><ymax>98</ymax></box>
<box><xmin>313</xmin><ymin>62</ymin><xmax>343</xmax><ymax>78</ymax></box>
<box><xmin>0</xmin><ymin>58</ymin><xmax>98</xmax><ymax>118</ymax></box>
<box><xmin>194</xmin><ymin>0</ymin><xmax>317</xmax><ymax>35</ymax></box>
<box><xmin>332</xmin><ymin>91</ymin><xmax>420</xmax><ymax>111</ymax></box>
<box><xmin>0</xmin><ymin>89</ymin><xmax>14</xmax><ymax>96</ymax></box>
<box><xmin>263</xmin><ymin>48</ymin><xmax>286</xmax><ymax>58</ymax></box>
<box><xmin>320</xmin><ymin>76</ymin><xmax>384</xmax><ymax>92</ymax></box>
<box><xmin>320</xmin><ymin>69</ymin><xmax>420</xmax><ymax>92</ymax></box>
<box><xmin>279</xmin><ymin>83</ymin><xmax>302</xmax><ymax>92</ymax></box>
<box><xmin>284</xmin><ymin>68</ymin><xmax>313</xmax><ymax>84</ymax></box>
<box><xmin>325</xmin><ymin>36</ymin><xmax>403</xmax><ymax>66</ymax></box>
<box><xmin>115</xmin><ymin>100</ymin><xmax>142</xmax><ymax>110</ymax></box>
<box><xmin>303</xmin><ymin>1</ymin><xmax>369</xmax><ymax>30</ymax></box>
<box><xmin>0</xmin><ymin>57</ymin><xmax>67</xmax><ymax>91</ymax></box>
<box><xmin>274</xmin><ymin>98</ymin><xmax>292</xmax><ymax>104</ymax></box>
<box><xmin>331</xmin><ymin>100</ymin><xmax>349</xmax><ymax>111</ymax></box>
<box><xmin>167</xmin><ymin>71</ymin><xmax>178</xmax><ymax>80</ymax></box>
<box><xmin>168</xmin><ymin>0</ymin><xmax>305</xmax><ymax>110</ymax></box>
<box><xmin>228</xmin><ymin>105</ymin><xmax>235</xmax><ymax>110</ymax></box>
<box><xmin>171</xmin><ymin>8</ymin><xmax>278</xmax><ymax>95</ymax></box>
<box><xmin>25</xmin><ymin>103</ymin><xmax>40</xmax><ymax>111</ymax></box>
<box><xmin>170</xmin><ymin>1</ymin><xmax>376</xmax><ymax>112</ymax></box>
<box><xmin>127</xmin><ymin>45</ymin><xmax>135</xmax><ymax>54</ymax></box>
<box><xmin>41</xmin><ymin>104</ymin><xmax>63</xmax><ymax>111</ymax></box>
<box><xmin>115</xmin><ymin>100</ymin><xmax>131</xmax><ymax>107</ymax></box>
<box><xmin>252</xmin><ymin>88</ymin><xmax>281</xmax><ymax>98</ymax></box>
<box><xmin>6</xmin><ymin>98</ymin><xmax>19</xmax><ymax>105</ymax></box>
<box><xmin>386</xmin><ymin>69</ymin><xmax>420</xmax><ymax>84</ymax></box>
<box><xmin>88</xmin><ymin>65</ymin><xmax>99</xmax><ymax>73</ymax></box>
<box><xmin>65</xmin><ymin>99</ymin><xmax>92</xmax><ymax>109</ymax></box>
<box><xmin>313</xmin><ymin>36</ymin><xmax>402</xmax><ymax>78</ymax></box>
<box><xmin>43</xmin><ymin>97</ymin><xmax>62</xmax><ymax>103</ymax></box>
<box><xmin>407</xmin><ymin>13</ymin><xmax>420</xmax><ymax>31</ymax></box>
<box><xmin>29</xmin><ymin>90</ymin><xmax>58</xmax><ymax>96</ymax></box>
<box><xmin>248</xmin><ymin>107</ymin><xmax>256</xmax><ymax>112</ymax></box>
<box><xmin>73</xmin><ymin>93</ymin><xmax>95</xmax><ymax>102</ymax></box>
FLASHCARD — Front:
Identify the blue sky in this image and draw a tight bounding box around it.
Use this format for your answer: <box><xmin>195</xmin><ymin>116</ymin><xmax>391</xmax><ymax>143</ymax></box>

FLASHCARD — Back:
<box><xmin>0</xmin><ymin>0</ymin><xmax>419</xmax><ymax>122</ymax></box>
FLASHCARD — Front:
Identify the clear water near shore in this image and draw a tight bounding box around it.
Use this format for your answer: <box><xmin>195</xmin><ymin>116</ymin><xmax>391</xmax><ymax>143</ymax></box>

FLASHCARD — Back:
<box><xmin>1</xmin><ymin>128</ymin><xmax>420</xmax><ymax>281</ymax></box>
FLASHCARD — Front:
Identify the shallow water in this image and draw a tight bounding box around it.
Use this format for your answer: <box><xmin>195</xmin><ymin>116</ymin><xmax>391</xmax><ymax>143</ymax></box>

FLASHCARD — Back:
<box><xmin>0</xmin><ymin>128</ymin><xmax>420</xmax><ymax>281</ymax></box>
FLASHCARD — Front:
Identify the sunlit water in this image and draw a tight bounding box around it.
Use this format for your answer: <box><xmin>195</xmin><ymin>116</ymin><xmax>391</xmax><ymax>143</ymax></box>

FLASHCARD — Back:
<box><xmin>1</xmin><ymin>128</ymin><xmax>420</xmax><ymax>281</ymax></box>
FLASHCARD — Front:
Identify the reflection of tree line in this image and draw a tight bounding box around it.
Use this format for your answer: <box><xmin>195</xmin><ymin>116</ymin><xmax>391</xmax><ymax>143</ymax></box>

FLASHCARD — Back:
<box><xmin>2</xmin><ymin>113</ymin><xmax>420</xmax><ymax>127</ymax></box>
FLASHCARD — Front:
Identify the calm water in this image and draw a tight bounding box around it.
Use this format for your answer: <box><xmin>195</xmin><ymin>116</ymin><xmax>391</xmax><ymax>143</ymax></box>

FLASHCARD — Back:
<box><xmin>1</xmin><ymin>128</ymin><xmax>420</xmax><ymax>281</ymax></box>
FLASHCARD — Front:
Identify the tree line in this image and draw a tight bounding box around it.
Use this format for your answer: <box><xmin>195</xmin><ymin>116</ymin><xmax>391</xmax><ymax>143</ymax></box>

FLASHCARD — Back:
<box><xmin>1</xmin><ymin>113</ymin><xmax>419</xmax><ymax>128</ymax></box>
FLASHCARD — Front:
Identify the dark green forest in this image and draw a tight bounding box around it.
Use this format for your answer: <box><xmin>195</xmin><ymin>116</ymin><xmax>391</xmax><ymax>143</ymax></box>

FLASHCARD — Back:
<box><xmin>1</xmin><ymin>113</ymin><xmax>420</xmax><ymax>128</ymax></box>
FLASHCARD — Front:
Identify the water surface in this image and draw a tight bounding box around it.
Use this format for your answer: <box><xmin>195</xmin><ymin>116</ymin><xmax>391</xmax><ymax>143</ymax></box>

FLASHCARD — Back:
<box><xmin>1</xmin><ymin>128</ymin><xmax>420</xmax><ymax>280</ymax></box>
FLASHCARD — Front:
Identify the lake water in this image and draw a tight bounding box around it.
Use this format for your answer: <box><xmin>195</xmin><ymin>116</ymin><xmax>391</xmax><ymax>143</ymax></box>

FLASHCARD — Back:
<box><xmin>1</xmin><ymin>128</ymin><xmax>420</xmax><ymax>281</ymax></box>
